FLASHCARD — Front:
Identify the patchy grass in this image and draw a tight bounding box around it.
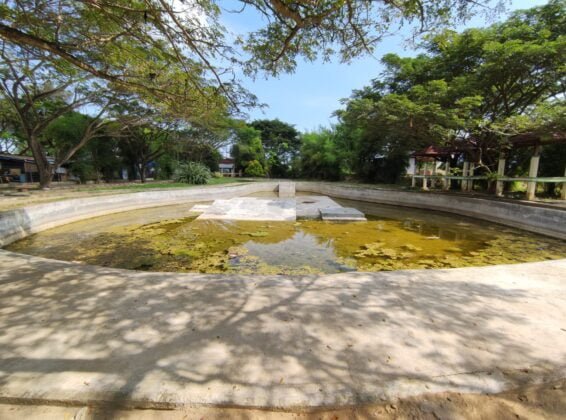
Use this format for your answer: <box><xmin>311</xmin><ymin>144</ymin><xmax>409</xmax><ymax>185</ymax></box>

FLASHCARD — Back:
<box><xmin>76</xmin><ymin>177</ymin><xmax>250</xmax><ymax>192</ymax></box>
<box><xmin>0</xmin><ymin>178</ymin><xmax>254</xmax><ymax>211</ymax></box>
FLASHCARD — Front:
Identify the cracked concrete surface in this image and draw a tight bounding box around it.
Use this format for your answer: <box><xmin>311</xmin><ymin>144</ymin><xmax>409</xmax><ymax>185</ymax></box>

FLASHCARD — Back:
<box><xmin>0</xmin><ymin>251</ymin><xmax>565</xmax><ymax>409</ymax></box>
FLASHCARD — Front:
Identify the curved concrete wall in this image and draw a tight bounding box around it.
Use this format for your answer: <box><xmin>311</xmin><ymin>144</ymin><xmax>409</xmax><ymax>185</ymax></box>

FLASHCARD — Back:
<box><xmin>0</xmin><ymin>182</ymin><xmax>278</xmax><ymax>247</ymax></box>
<box><xmin>296</xmin><ymin>182</ymin><xmax>566</xmax><ymax>240</ymax></box>
<box><xmin>1</xmin><ymin>181</ymin><xmax>565</xmax><ymax>248</ymax></box>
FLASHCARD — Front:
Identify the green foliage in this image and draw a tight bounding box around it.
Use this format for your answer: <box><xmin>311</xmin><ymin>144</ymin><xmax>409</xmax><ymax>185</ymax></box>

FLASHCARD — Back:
<box><xmin>244</xmin><ymin>160</ymin><xmax>266</xmax><ymax>177</ymax></box>
<box><xmin>155</xmin><ymin>154</ymin><xmax>179</xmax><ymax>180</ymax></box>
<box><xmin>240</xmin><ymin>0</ymin><xmax>504</xmax><ymax>76</ymax></box>
<box><xmin>231</xmin><ymin>122</ymin><xmax>267</xmax><ymax>171</ymax></box>
<box><xmin>299</xmin><ymin>129</ymin><xmax>343</xmax><ymax>181</ymax></box>
<box><xmin>43</xmin><ymin>112</ymin><xmax>90</xmax><ymax>156</ymax></box>
<box><xmin>494</xmin><ymin>102</ymin><xmax>566</xmax><ymax>138</ymax></box>
<box><xmin>43</xmin><ymin>112</ymin><xmax>122</xmax><ymax>182</ymax></box>
<box><xmin>117</xmin><ymin>124</ymin><xmax>172</xmax><ymax>182</ymax></box>
<box><xmin>1</xmin><ymin>0</ymin><xmax>504</xmax><ymax>89</ymax></box>
<box><xmin>0</xmin><ymin>97</ymin><xmax>25</xmax><ymax>153</ymax></box>
<box><xmin>69</xmin><ymin>160</ymin><xmax>98</xmax><ymax>183</ymax></box>
<box><xmin>180</xmin><ymin>142</ymin><xmax>221</xmax><ymax>172</ymax></box>
<box><xmin>0</xmin><ymin>0</ymin><xmax>247</xmax><ymax>121</ymax></box>
<box><xmin>335</xmin><ymin>0</ymin><xmax>566</xmax><ymax>180</ymax></box>
<box><xmin>174</xmin><ymin>162</ymin><xmax>212</xmax><ymax>185</ymax></box>
<box><xmin>250</xmin><ymin>119</ymin><xmax>300</xmax><ymax>177</ymax></box>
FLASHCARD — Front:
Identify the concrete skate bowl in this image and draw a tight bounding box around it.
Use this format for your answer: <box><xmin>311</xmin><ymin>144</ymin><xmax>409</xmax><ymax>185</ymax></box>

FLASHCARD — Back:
<box><xmin>0</xmin><ymin>181</ymin><xmax>565</xmax><ymax>410</ymax></box>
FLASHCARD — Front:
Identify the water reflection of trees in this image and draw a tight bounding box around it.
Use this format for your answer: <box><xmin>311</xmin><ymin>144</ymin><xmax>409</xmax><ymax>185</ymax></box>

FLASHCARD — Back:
<box><xmin>400</xmin><ymin>218</ymin><xmax>470</xmax><ymax>242</ymax></box>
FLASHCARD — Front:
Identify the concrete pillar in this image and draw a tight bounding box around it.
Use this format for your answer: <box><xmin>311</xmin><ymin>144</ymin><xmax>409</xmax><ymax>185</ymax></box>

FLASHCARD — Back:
<box><xmin>561</xmin><ymin>166</ymin><xmax>566</xmax><ymax>200</ymax></box>
<box><xmin>278</xmin><ymin>182</ymin><xmax>295</xmax><ymax>198</ymax></box>
<box><xmin>422</xmin><ymin>162</ymin><xmax>428</xmax><ymax>190</ymax></box>
<box><xmin>432</xmin><ymin>159</ymin><xmax>437</xmax><ymax>189</ymax></box>
<box><xmin>526</xmin><ymin>145</ymin><xmax>542</xmax><ymax>201</ymax></box>
<box><xmin>461</xmin><ymin>162</ymin><xmax>469</xmax><ymax>191</ymax></box>
<box><xmin>495</xmin><ymin>157</ymin><xmax>506</xmax><ymax>197</ymax></box>
<box><xmin>443</xmin><ymin>160</ymin><xmax>451</xmax><ymax>191</ymax></box>
<box><xmin>467</xmin><ymin>163</ymin><xmax>475</xmax><ymax>192</ymax></box>
<box><xmin>410</xmin><ymin>157</ymin><xmax>416</xmax><ymax>188</ymax></box>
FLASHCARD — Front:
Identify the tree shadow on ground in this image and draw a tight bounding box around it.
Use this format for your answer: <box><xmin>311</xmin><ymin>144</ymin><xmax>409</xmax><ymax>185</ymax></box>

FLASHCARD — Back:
<box><xmin>0</xmin><ymin>251</ymin><xmax>565</xmax><ymax>418</ymax></box>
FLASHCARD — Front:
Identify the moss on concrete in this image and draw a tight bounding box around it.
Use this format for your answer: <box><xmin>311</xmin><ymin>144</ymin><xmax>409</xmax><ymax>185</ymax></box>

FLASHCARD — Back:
<box><xmin>7</xmin><ymin>206</ymin><xmax>566</xmax><ymax>275</ymax></box>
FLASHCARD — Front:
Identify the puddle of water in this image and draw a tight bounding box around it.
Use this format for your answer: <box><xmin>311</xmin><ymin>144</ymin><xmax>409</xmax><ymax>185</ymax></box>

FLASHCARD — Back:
<box><xmin>5</xmin><ymin>197</ymin><xmax>566</xmax><ymax>274</ymax></box>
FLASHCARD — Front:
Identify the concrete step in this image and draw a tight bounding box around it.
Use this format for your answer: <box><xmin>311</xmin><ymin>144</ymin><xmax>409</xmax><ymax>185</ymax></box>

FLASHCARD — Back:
<box><xmin>320</xmin><ymin>207</ymin><xmax>367</xmax><ymax>221</ymax></box>
<box><xmin>296</xmin><ymin>196</ymin><xmax>341</xmax><ymax>219</ymax></box>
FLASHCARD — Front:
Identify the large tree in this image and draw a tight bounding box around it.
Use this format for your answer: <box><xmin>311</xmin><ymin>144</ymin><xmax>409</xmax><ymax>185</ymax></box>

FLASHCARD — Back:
<box><xmin>250</xmin><ymin>119</ymin><xmax>300</xmax><ymax>177</ymax></box>
<box><xmin>44</xmin><ymin>112</ymin><xmax>122</xmax><ymax>182</ymax></box>
<box><xmin>336</xmin><ymin>0</ymin><xmax>565</xmax><ymax>180</ymax></box>
<box><xmin>0</xmin><ymin>0</ymin><xmax>254</xmax><ymax>117</ymax></box>
<box><xmin>0</xmin><ymin>0</ymin><xmax>509</xmax><ymax>186</ymax></box>
<box><xmin>239</xmin><ymin>0</ymin><xmax>506</xmax><ymax>75</ymax></box>
<box><xmin>0</xmin><ymin>1</ymin><xmax>504</xmax><ymax>101</ymax></box>
<box><xmin>0</xmin><ymin>46</ymin><xmax>116</xmax><ymax>187</ymax></box>
<box><xmin>231</xmin><ymin>122</ymin><xmax>266</xmax><ymax>176</ymax></box>
<box><xmin>299</xmin><ymin>129</ymin><xmax>343</xmax><ymax>181</ymax></box>
<box><xmin>118</xmin><ymin>124</ymin><xmax>172</xmax><ymax>183</ymax></box>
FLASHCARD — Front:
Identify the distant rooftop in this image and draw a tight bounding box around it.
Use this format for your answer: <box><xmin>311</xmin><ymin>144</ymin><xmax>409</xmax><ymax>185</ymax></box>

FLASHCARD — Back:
<box><xmin>0</xmin><ymin>153</ymin><xmax>55</xmax><ymax>163</ymax></box>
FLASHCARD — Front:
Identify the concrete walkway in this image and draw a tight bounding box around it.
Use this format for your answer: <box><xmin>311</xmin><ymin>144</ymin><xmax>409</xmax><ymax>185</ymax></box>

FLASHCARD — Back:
<box><xmin>0</xmin><ymin>251</ymin><xmax>565</xmax><ymax>409</ymax></box>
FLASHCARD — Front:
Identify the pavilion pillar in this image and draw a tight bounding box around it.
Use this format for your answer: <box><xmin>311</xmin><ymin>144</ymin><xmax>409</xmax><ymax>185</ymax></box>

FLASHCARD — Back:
<box><xmin>467</xmin><ymin>163</ymin><xmax>475</xmax><ymax>192</ymax></box>
<box><xmin>461</xmin><ymin>161</ymin><xmax>469</xmax><ymax>191</ymax></box>
<box><xmin>409</xmin><ymin>157</ymin><xmax>416</xmax><ymax>187</ymax></box>
<box><xmin>526</xmin><ymin>145</ymin><xmax>542</xmax><ymax>201</ymax></box>
<box><xmin>432</xmin><ymin>159</ymin><xmax>437</xmax><ymax>189</ymax></box>
<box><xmin>443</xmin><ymin>160</ymin><xmax>451</xmax><ymax>191</ymax></box>
<box><xmin>422</xmin><ymin>162</ymin><xmax>428</xmax><ymax>191</ymax></box>
<box><xmin>561</xmin><ymin>166</ymin><xmax>566</xmax><ymax>200</ymax></box>
<box><xmin>495</xmin><ymin>155</ymin><xmax>506</xmax><ymax>197</ymax></box>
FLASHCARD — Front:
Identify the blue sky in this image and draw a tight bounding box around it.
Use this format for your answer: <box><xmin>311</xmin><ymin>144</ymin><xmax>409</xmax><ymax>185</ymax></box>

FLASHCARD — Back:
<box><xmin>221</xmin><ymin>0</ymin><xmax>549</xmax><ymax>131</ymax></box>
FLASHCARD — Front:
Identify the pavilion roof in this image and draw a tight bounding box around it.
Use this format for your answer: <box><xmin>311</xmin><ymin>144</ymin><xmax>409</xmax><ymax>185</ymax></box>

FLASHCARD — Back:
<box><xmin>507</xmin><ymin>132</ymin><xmax>566</xmax><ymax>148</ymax></box>
<box><xmin>411</xmin><ymin>143</ymin><xmax>473</xmax><ymax>158</ymax></box>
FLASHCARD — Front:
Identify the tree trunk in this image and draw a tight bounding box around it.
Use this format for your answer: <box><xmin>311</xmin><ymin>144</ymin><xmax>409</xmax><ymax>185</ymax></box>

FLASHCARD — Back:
<box><xmin>28</xmin><ymin>135</ymin><xmax>53</xmax><ymax>189</ymax></box>
<box><xmin>138</xmin><ymin>163</ymin><xmax>146</xmax><ymax>183</ymax></box>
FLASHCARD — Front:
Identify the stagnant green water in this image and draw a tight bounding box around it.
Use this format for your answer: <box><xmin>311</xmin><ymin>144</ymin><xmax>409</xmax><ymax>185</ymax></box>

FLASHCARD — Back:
<box><xmin>6</xmin><ymin>196</ymin><xmax>566</xmax><ymax>274</ymax></box>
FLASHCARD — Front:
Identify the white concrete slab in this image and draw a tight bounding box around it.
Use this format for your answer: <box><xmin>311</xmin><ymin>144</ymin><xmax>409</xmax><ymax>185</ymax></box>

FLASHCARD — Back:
<box><xmin>197</xmin><ymin>197</ymin><xmax>296</xmax><ymax>221</ymax></box>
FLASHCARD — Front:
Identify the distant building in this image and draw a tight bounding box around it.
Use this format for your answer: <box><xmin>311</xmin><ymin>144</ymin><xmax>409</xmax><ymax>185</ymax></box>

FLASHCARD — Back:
<box><xmin>219</xmin><ymin>158</ymin><xmax>236</xmax><ymax>176</ymax></box>
<box><xmin>0</xmin><ymin>153</ymin><xmax>67</xmax><ymax>183</ymax></box>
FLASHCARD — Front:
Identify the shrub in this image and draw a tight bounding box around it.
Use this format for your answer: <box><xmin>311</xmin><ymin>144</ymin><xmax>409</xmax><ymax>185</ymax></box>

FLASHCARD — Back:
<box><xmin>244</xmin><ymin>160</ymin><xmax>265</xmax><ymax>177</ymax></box>
<box><xmin>70</xmin><ymin>161</ymin><xmax>98</xmax><ymax>183</ymax></box>
<box><xmin>212</xmin><ymin>171</ymin><xmax>224</xmax><ymax>178</ymax></box>
<box><xmin>174</xmin><ymin>162</ymin><xmax>211</xmax><ymax>184</ymax></box>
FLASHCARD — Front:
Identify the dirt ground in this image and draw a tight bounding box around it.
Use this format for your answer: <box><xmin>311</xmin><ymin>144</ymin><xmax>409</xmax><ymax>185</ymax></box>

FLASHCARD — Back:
<box><xmin>1</xmin><ymin>379</ymin><xmax>564</xmax><ymax>419</ymax></box>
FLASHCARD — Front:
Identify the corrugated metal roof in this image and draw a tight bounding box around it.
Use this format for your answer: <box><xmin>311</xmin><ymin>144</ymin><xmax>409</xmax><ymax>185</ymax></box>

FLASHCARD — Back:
<box><xmin>0</xmin><ymin>153</ymin><xmax>55</xmax><ymax>163</ymax></box>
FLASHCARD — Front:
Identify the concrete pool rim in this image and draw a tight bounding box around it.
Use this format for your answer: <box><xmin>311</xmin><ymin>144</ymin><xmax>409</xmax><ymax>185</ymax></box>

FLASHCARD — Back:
<box><xmin>1</xmin><ymin>181</ymin><xmax>565</xmax><ymax>248</ymax></box>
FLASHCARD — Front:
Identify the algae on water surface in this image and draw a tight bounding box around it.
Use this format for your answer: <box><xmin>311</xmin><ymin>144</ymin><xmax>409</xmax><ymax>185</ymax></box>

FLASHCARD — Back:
<box><xmin>6</xmin><ymin>200</ymin><xmax>566</xmax><ymax>275</ymax></box>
